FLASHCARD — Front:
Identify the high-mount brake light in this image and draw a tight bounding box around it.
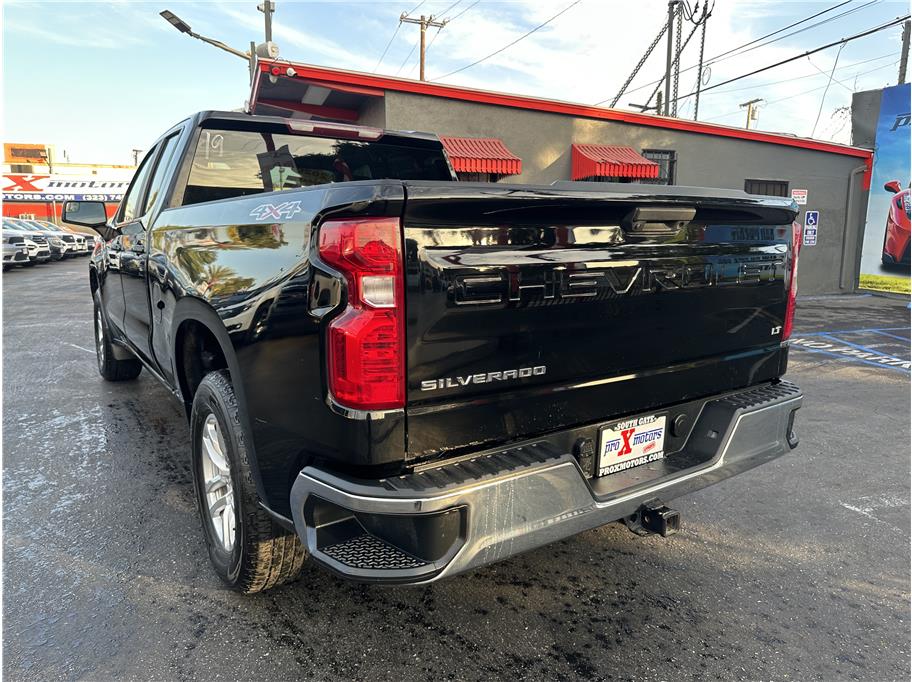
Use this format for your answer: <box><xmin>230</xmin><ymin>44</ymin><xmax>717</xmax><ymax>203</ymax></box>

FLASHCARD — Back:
<box><xmin>782</xmin><ymin>221</ymin><xmax>802</xmax><ymax>341</ymax></box>
<box><xmin>319</xmin><ymin>217</ymin><xmax>404</xmax><ymax>411</ymax></box>
<box><xmin>287</xmin><ymin>120</ymin><xmax>383</xmax><ymax>140</ymax></box>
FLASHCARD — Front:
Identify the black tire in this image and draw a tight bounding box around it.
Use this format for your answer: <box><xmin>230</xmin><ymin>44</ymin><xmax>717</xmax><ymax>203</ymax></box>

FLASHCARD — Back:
<box><xmin>93</xmin><ymin>290</ymin><xmax>142</xmax><ymax>381</ymax></box>
<box><xmin>190</xmin><ymin>370</ymin><xmax>306</xmax><ymax>593</ymax></box>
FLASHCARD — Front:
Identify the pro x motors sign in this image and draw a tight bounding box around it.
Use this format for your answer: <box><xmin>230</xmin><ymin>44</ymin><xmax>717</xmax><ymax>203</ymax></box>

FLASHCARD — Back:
<box><xmin>2</xmin><ymin>174</ymin><xmax>129</xmax><ymax>202</ymax></box>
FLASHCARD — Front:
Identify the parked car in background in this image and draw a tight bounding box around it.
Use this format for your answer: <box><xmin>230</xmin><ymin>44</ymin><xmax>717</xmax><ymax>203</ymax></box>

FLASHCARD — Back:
<box><xmin>15</xmin><ymin>219</ymin><xmax>79</xmax><ymax>258</ymax></box>
<box><xmin>32</xmin><ymin>220</ymin><xmax>91</xmax><ymax>256</ymax></box>
<box><xmin>7</xmin><ymin>219</ymin><xmax>67</xmax><ymax>260</ymax></box>
<box><xmin>26</xmin><ymin>220</ymin><xmax>91</xmax><ymax>256</ymax></box>
<box><xmin>58</xmin><ymin>224</ymin><xmax>91</xmax><ymax>255</ymax></box>
<box><xmin>881</xmin><ymin>180</ymin><xmax>910</xmax><ymax>267</ymax></box>
<box><xmin>2</xmin><ymin>219</ymin><xmax>52</xmax><ymax>264</ymax></box>
<box><xmin>22</xmin><ymin>237</ymin><xmax>50</xmax><ymax>265</ymax></box>
<box><xmin>2</xmin><ymin>230</ymin><xmax>29</xmax><ymax>269</ymax></box>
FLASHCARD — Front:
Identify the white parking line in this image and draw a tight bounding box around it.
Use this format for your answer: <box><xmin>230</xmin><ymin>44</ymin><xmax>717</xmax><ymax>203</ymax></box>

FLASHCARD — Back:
<box><xmin>839</xmin><ymin>495</ymin><xmax>907</xmax><ymax>532</ymax></box>
<box><xmin>65</xmin><ymin>343</ymin><xmax>94</xmax><ymax>354</ymax></box>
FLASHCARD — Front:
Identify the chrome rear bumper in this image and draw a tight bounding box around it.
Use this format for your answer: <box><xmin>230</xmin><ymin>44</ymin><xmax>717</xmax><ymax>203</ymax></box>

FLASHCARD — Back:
<box><xmin>290</xmin><ymin>381</ymin><xmax>802</xmax><ymax>583</ymax></box>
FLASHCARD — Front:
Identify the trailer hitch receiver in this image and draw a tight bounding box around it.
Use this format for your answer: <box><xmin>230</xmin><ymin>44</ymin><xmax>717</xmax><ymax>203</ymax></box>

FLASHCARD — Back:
<box><xmin>624</xmin><ymin>500</ymin><xmax>681</xmax><ymax>537</ymax></box>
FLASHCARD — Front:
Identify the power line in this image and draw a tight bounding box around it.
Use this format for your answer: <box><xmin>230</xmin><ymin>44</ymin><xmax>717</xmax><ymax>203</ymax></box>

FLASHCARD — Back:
<box><xmin>432</xmin><ymin>0</ymin><xmax>582</xmax><ymax>80</ymax></box>
<box><xmin>437</xmin><ymin>0</ymin><xmax>462</xmax><ymax>17</ymax></box>
<box><xmin>374</xmin><ymin>0</ymin><xmax>426</xmax><ymax>73</ymax></box>
<box><xmin>595</xmin><ymin>0</ymin><xmax>880</xmax><ymax>105</ymax></box>
<box><xmin>806</xmin><ymin>55</ymin><xmax>855</xmax><ymax>92</ymax></box>
<box><xmin>374</xmin><ymin>23</ymin><xmax>402</xmax><ymax>71</ymax></box>
<box><xmin>375</xmin><ymin>1</ymin><xmax>426</xmax><ymax>72</ymax></box>
<box><xmin>409</xmin><ymin>0</ymin><xmax>480</xmax><ymax>76</ymax></box>
<box><xmin>702</xmin><ymin>50</ymin><xmax>898</xmax><ymax>96</ymax></box>
<box><xmin>427</xmin><ymin>0</ymin><xmax>479</xmax><ymax>53</ymax></box>
<box><xmin>448</xmin><ymin>0</ymin><xmax>480</xmax><ymax>23</ymax></box>
<box><xmin>395</xmin><ymin>41</ymin><xmax>419</xmax><ymax>75</ymax></box>
<box><xmin>667</xmin><ymin>15</ymin><xmax>909</xmax><ymax>105</ymax></box>
<box><xmin>631</xmin><ymin>0</ymin><xmax>881</xmax><ymax>100</ymax></box>
<box><xmin>811</xmin><ymin>43</ymin><xmax>845</xmax><ymax>137</ymax></box>
<box><xmin>702</xmin><ymin>0</ymin><xmax>856</xmax><ymax>65</ymax></box>
<box><xmin>702</xmin><ymin>59</ymin><xmax>900</xmax><ymax>122</ymax></box>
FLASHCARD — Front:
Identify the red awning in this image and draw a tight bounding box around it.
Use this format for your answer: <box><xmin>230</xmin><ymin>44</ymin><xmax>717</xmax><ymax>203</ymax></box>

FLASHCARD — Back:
<box><xmin>440</xmin><ymin>136</ymin><xmax>522</xmax><ymax>175</ymax></box>
<box><xmin>571</xmin><ymin>144</ymin><xmax>659</xmax><ymax>180</ymax></box>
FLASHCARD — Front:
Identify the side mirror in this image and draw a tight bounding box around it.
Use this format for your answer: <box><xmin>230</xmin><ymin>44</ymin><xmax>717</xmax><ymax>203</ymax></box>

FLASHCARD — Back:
<box><xmin>62</xmin><ymin>201</ymin><xmax>117</xmax><ymax>241</ymax></box>
<box><xmin>884</xmin><ymin>180</ymin><xmax>902</xmax><ymax>194</ymax></box>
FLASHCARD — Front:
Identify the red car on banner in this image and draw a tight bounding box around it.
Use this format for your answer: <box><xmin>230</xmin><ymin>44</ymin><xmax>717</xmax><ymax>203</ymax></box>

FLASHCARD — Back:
<box><xmin>882</xmin><ymin>180</ymin><xmax>910</xmax><ymax>266</ymax></box>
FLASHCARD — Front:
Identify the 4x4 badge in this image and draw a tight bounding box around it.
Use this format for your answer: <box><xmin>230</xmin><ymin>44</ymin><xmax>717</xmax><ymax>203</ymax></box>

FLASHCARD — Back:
<box><xmin>249</xmin><ymin>200</ymin><xmax>302</xmax><ymax>221</ymax></box>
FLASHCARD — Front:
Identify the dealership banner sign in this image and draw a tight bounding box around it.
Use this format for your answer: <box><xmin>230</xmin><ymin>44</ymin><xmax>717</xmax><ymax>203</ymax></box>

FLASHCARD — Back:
<box><xmin>2</xmin><ymin>174</ymin><xmax>129</xmax><ymax>202</ymax></box>
<box><xmin>858</xmin><ymin>83</ymin><xmax>910</xmax><ymax>291</ymax></box>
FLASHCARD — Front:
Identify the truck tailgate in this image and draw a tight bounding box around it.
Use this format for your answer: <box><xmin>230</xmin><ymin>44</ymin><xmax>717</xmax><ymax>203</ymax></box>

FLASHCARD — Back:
<box><xmin>402</xmin><ymin>182</ymin><xmax>798</xmax><ymax>460</ymax></box>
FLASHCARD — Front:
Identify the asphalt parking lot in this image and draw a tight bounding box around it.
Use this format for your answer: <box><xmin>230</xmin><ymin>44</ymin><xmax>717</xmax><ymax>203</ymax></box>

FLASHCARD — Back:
<box><xmin>4</xmin><ymin>257</ymin><xmax>910</xmax><ymax>681</ymax></box>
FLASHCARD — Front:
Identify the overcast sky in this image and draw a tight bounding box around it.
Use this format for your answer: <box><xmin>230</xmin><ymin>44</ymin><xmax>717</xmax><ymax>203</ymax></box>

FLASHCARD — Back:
<box><xmin>3</xmin><ymin>0</ymin><xmax>908</xmax><ymax>164</ymax></box>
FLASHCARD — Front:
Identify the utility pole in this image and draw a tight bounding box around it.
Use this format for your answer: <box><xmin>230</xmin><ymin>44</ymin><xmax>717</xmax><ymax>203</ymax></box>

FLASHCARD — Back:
<box><xmin>664</xmin><ymin>1</ymin><xmax>677</xmax><ymax>115</ymax></box>
<box><xmin>400</xmin><ymin>14</ymin><xmax>448</xmax><ymax>81</ymax></box>
<box><xmin>740</xmin><ymin>98</ymin><xmax>763</xmax><ymax>129</ymax></box>
<box><xmin>258</xmin><ymin>0</ymin><xmax>275</xmax><ymax>42</ymax></box>
<box><xmin>131</xmin><ymin>149</ymin><xmax>143</xmax><ymax>166</ymax></box>
<box><xmin>899</xmin><ymin>19</ymin><xmax>910</xmax><ymax>84</ymax></box>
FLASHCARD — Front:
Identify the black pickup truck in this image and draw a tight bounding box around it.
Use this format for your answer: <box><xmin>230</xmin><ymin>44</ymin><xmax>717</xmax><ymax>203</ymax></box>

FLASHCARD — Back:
<box><xmin>64</xmin><ymin>111</ymin><xmax>803</xmax><ymax>592</ymax></box>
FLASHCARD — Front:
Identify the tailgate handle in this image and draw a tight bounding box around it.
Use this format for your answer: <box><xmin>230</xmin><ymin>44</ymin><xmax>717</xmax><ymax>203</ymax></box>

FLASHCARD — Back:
<box><xmin>622</xmin><ymin>206</ymin><xmax>696</xmax><ymax>235</ymax></box>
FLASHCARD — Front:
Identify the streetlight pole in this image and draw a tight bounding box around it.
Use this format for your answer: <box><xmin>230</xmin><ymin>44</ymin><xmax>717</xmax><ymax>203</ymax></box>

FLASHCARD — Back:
<box><xmin>159</xmin><ymin>9</ymin><xmax>261</xmax><ymax>83</ymax></box>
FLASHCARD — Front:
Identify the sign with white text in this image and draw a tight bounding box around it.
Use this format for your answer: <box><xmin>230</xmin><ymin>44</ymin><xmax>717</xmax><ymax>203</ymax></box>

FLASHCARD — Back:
<box><xmin>791</xmin><ymin>188</ymin><xmax>808</xmax><ymax>205</ymax></box>
<box><xmin>2</xmin><ymin>174</ymin><xmax>129</xmax><ymax>202</ymax></box>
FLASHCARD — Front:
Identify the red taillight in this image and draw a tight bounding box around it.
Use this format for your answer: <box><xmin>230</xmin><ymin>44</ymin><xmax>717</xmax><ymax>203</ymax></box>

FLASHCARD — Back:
<box><xmin>782</xmin><ymin>221</ymin><xmax>802</xmax><ymax>340</ymax></box>
<box><xmin>318</xmin><ymin>217</ymin><xmax>404</xmax><ymax>411</ymax></box>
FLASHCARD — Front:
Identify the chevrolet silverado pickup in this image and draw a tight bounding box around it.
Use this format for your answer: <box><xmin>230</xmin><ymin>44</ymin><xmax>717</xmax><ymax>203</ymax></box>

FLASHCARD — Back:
<box><xmin>64</xmin><ymin>111</ymin><xmax>803</xmax><ymax>592</ymax></box>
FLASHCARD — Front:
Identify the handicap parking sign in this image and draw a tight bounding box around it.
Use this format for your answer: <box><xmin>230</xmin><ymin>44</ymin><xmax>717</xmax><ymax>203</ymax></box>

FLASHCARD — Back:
<box><xmin>803</xmin><ymin>210</ymin><xmax>819</xmax><ymax>246</ymax></box>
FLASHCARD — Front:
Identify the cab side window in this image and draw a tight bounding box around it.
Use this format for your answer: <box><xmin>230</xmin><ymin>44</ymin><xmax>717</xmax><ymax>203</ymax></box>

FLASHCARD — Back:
<box><xmin>143</xmin><ymin>134</ymin><xmax>181</xmax><ymax>216</ymax></box>
<box><xmin>118</xmin><ymin>147</ymin><xmax>157</xmax><ymax>224</ymax></box>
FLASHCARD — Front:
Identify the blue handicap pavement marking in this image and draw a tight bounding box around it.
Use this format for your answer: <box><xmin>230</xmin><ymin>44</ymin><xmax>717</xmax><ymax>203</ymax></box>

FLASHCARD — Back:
<box><xmin>790</xmin><ymin>328</ymin><xmax>911</xmax><ymax>372</ymax></box>
<box><xmin>870</xmin><ymin>329</ymin><xmax>911</xmax><ymax>342</ymax></box>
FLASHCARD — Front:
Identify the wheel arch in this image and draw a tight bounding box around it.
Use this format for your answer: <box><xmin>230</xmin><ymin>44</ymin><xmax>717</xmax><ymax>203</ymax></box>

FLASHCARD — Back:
<box><xmin>172</xmin><ymin>296</ymin><xmax>270</xmax><ymax>506</ymax></box>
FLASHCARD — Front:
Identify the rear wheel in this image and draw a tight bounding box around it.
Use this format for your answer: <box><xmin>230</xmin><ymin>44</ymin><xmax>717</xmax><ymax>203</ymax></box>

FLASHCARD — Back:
<box><xmin>190</xmin><ymin>370</ymin><xmax>306</xmax><ymax>593</ymax></box>
<box><xmin>93</xmin><ymin>290</ymin><xmax>142</xmax><ymax>381</ymax></box>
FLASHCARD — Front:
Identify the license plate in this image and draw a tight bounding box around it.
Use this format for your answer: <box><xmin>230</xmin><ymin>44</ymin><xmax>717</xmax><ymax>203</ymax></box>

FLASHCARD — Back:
<box><xmin>597</xmin><ymin>414</ymin><xmax>667</xmax><ymax>477</ymax></box>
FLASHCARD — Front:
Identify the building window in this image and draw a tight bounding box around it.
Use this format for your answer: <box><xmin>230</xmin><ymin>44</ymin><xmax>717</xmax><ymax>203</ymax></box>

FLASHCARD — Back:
<box><xmin>640</xmin><ymin>149</ymin><xmax>676</xmax><ymax>185</ymax></box>
<box><xmin>744</xmin><ymin>179</ymin><xmax>789</xmax><ymax>197</ymax></box>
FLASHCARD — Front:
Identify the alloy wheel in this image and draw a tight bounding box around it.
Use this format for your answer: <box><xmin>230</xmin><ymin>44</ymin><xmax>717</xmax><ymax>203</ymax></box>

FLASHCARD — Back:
<box><xmin>95</xmin><ymin>307</ymin><xmax>105</xmax><ymax>370</ymax></box>
<box><xmin>200</xmin><ymin>413</ymin><xmax>236</xmax><ymax>552</ymax></box>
